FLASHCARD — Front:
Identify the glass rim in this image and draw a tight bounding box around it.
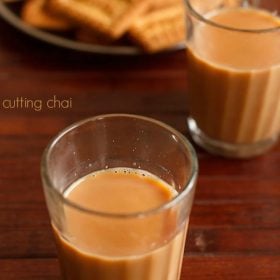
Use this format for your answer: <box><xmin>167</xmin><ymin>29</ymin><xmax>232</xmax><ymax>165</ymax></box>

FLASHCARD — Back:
<box><xmin>41</xmin><ymin>113</ymin><xmax>198</xmax><ymax>219</ymax></box>
<box><xmin>186</xmin><ymin>0</ymin><xmax>280</xmax><ymax>33</ymax></box>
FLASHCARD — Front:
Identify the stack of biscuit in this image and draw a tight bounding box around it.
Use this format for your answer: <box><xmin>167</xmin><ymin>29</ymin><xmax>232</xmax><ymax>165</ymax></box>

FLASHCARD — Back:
<box><xmin>21</xmin><ymin>0</ymin><xmax>186</xmax><ymax>52</ymax></box>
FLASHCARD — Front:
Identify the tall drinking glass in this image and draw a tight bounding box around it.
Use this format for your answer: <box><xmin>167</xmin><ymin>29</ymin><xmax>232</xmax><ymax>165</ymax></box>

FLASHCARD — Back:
<box><xmin>186</xmin><ymin>0</ymin><xmax>280</xmax><ymax>157</ymax></box>
<box><xmin>41</xmin><ymin>114</ymin><xmax>198</xmax><ymax>280</ymax></box>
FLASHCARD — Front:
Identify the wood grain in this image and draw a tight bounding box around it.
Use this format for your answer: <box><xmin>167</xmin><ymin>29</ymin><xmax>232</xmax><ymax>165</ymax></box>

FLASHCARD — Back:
<box><xmin>1</xmin><ymin>256</ymin><xmax>280</xmax><ymax>280</ymax></box>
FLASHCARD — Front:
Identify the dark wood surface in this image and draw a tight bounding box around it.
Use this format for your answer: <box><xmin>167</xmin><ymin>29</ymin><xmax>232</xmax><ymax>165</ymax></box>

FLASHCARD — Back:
<box><xmin>0</xmin><ymin>13</ymin><xmax>280</xmax><ymax>280</ymax></box>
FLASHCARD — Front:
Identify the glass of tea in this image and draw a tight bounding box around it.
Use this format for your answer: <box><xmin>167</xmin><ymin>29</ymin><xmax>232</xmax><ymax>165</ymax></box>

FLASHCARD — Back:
<box><xmin>41</xmin><ymin>114</ymin><xmax>198</xmax><ymax>280</ymax></box>
<box><xmin>185</xmin><ymin>0</ymin><xmax>280</xmax><ymax>158</ymax></box>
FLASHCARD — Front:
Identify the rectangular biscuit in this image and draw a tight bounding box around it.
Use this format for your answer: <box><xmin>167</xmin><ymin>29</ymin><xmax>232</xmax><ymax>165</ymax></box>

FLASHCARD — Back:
<box><xmin>48</xmin><ymin>0</ymin><xmax>152</xmax><ymax>39</ymax></box>
<box><xmin>150</xmin><ymin>0</ymin><xmax>183</xmax><ymax>10</ymax></box>
<box><xmin>129</xmin><ymin>4</ymin><xmax>186</xmax><ymax>52</ymax></box>
<box><xmin>21</xmin><ymin>0</ymin><xmax>72</xmax><ymax>30</ymax></box>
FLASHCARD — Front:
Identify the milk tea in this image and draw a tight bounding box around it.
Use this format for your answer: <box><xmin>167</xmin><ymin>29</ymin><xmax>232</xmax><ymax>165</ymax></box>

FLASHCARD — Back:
<box><xmin>187</xmin><ymin>7</ymin><xmax>280</xmax><ymax>144</ymax></box>
<box><xmin>53</xmin><ymin>168</ymin><xmax>188</xmax><ymax>280</ymax></box>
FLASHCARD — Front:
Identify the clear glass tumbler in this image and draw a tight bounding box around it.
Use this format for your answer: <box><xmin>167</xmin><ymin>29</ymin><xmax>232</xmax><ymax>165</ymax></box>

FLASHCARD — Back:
<box><xmin>185</xmin><ymin>0</ymin><xmax>280</xmax><ymax>158</ymax></box>
<box><xmin>41</xmin><ymin>114</ymin><xmax>198</xmax><ymax>280</ymax></box>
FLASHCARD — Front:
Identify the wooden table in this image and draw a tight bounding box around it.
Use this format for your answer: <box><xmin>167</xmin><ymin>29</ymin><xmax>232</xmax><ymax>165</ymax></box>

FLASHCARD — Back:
<box><xmin>0</xmin><ymin>14</ymin><xmax>280</xmax><ymax>280</ymax></box>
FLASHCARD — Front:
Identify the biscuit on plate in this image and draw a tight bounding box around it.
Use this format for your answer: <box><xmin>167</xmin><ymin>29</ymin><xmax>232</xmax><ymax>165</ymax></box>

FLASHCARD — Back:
<box><xmin>129</xmin><ymin>4</ymin><xmax>186</xmax><ymax>52</ymax></box>
<box><xmin>48</xmin><ymin>0</ymin><xmax>153</xmax><ymax>39</ymax></box>
<box><xmin>21</xmin><ymin>0</ymin><xmax>72</xmax><ymax>30</ymax></box>
<box><xmin>150</xmin><ymin>0</ymin><xmax>184</xmax><ymax>10</ymax></box>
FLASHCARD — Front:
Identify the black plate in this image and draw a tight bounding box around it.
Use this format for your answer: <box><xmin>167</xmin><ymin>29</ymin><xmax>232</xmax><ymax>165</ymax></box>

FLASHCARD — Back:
<box><xmin>0</xmin><ymin>0</ymin><xmax>186</xmax><ymax>55</ymax></box>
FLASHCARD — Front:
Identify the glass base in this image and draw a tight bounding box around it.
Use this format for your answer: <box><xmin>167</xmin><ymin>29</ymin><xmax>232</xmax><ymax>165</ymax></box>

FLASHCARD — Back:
<box><xmin>187</xmin><ymin>117</ymin><xmax>278</xmax><ymax>158</ymax></box>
